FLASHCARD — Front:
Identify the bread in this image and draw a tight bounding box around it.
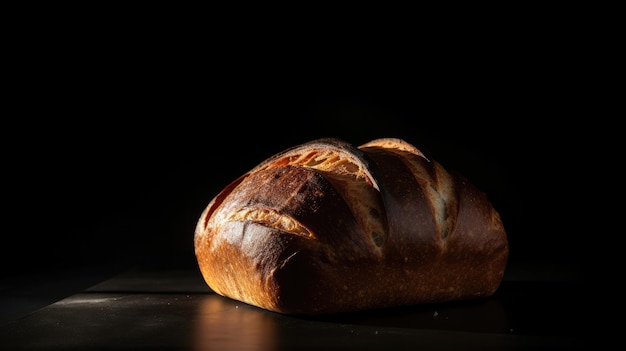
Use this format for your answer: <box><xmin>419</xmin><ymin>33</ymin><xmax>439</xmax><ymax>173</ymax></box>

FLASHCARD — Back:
<box><xmin>194</xmin><ymin>137</ymin><xmax>508</xmax><ymax>315</ymax></box>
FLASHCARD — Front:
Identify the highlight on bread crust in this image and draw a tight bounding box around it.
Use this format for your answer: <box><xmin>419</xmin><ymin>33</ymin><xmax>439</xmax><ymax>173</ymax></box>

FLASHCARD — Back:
<box><xmin>194</xmin><ymin>138</ymin><xmax>508</xmax><ymax>315</ymax></box>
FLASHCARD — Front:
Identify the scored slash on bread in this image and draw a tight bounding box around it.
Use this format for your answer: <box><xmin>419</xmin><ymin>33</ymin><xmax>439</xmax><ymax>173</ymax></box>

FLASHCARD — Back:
<box><xmin>194</xmin><ymin>138</ymin><xmax>508</xmax><ymax>315</ymax></box>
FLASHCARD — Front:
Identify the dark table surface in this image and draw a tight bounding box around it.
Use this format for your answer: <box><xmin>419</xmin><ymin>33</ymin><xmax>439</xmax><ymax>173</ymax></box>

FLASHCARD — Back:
<box><xmin>0</xmin><ymin>260</ymin><xmax>589</xmax><ymax>350</ymax></box>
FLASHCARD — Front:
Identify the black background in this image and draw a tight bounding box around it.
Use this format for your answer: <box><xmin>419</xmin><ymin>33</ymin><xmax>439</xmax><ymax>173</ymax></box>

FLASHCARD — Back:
<box><xmin>3</xmin><ymin>12</ymin><xmax>593</xmax><ymax>284</ymax></box>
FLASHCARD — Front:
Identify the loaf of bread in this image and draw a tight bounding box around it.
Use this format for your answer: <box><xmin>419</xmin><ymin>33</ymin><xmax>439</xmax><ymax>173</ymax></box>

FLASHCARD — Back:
<box><xmin>194</xmin><ymin>137</ymin><xmax>508</xmax><ymax>315</ymax></box>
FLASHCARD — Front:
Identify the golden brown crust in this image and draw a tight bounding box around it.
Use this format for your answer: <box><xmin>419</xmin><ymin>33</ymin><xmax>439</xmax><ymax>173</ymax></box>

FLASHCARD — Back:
<box><xmin>194</xmin><ymin>138</ymin><xmax>508</xmax><ymax>315</ymax></box>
